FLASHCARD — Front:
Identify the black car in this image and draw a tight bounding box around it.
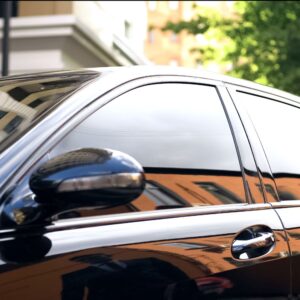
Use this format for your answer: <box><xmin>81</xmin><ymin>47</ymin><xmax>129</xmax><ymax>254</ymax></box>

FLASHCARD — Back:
<box><xmin>0</xmin><ymin>66</ymin><xmax>299</xmax><ymax>299</ymax></box>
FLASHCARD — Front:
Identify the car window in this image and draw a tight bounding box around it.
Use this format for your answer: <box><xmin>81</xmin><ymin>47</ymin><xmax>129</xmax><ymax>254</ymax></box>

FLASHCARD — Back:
<box><xmin>0</xmin><ymin>72</ymin><xmax>97</xmax><ymax>153</ymax></box>
<box><xmin>234</xmin><ymin>91</ymin><xmax>300</xmax><ymax>201</ymax></box>
<box><xmin>50</xmin><ymin>83</ymin><xmax>246</xmax><ymax>218</ymax></box>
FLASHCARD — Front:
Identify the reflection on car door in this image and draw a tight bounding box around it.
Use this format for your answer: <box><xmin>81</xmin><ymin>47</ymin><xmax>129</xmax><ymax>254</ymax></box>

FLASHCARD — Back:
<box><xmin>228</xmin><ymin>85</ymin><xmax>300</xmax><ymax>297</ymax></box>
<box><xmin>0</xmin><ymin>205</ymin><xmax>290</xmax><ymax>299</ymax></box>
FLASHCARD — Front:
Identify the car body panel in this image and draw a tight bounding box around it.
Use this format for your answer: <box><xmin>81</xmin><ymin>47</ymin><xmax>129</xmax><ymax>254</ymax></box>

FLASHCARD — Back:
<box><xmin>0</xmin><ymin>204</ymin><xmax>290</xmax><ymax>299</ymax></box>
<box><xmin>0</xmin><ymin>66</ymin><xmax>297</xmax><ymax>298</ymax></box>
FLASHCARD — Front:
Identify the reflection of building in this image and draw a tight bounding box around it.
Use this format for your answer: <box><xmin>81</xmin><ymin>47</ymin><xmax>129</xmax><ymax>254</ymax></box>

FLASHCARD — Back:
<box><xmin>139</xmin><ymin>173</ymin><xmax>246</xmax><ymax>208</ymax></box>
<box><xmin>0</xmin><ymin>71</ymin><xmax>96</xmax><ymax>144</ymax></box>
<box><xmin>74</xmin><ymin>171</ymin><xmax>252</xmax><ymax>219</ymax></box>
<box><xmin>0</xmin><ymin>240</ymin><xmax>233</xmax><ymax>299</ymax></box>
<box><xmin>0</xmin><ymin>1</ymin><xmax>149</xmax><ymax>75</ymax></box>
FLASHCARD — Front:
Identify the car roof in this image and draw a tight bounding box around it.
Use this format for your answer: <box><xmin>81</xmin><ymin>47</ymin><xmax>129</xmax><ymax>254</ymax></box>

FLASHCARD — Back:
<box><xmin>1</xmin><ymin>65</ymin><xmax>299</xmax><ymax>103</ymax></box>
<box><xmin>90</xmin><ymin>65</ymin><xmax>300</xmax><ymax>103</ymax></box>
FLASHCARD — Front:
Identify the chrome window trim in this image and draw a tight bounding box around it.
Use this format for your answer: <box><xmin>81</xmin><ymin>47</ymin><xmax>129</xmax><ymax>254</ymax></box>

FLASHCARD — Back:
<box><xmin>226</xmin><ymin>84</ymin><xmax>281</xmax><ymax>203</ymax></box>
<box><xmin>48</xmin><ymin>203</ymin><xmax>272</xmax><ymax>232</ymax></box>
<box><xmin>226</xmin><ymin>83</ymin><xmax>300</xmax><ymax>109</ymax></box>
<box><xmin>270</xmin><ymin>200</ymin><xmax>300</xmax><ymax>208</ymax></box>
<box><xmin>0</xmin><ymin>203</ymin><xmax>272</xmax><ymax>236</ymax></box>
<box><xmin>217</xmin><ymin>86</ymin><xmax>264</xmax><ymax>204</ymax></box>
<box><xmin>223</xmin><ymin>79</ymin><xmax>300</xmax><ymax>105</ymax></box>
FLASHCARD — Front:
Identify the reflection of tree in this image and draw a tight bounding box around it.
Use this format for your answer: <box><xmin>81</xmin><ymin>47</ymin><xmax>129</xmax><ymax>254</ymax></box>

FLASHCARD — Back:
<box><xmin>163</xmin><ymin>2</ymin><xmax>300</xmax><ymax>95</ymax></box>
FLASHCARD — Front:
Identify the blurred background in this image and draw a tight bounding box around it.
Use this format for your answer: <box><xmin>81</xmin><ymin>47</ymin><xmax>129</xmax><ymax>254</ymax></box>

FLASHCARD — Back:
<box><xmin>0</xmin><ymin>1</ymin><xmax>299</xmax><ymax>94</ymax></box>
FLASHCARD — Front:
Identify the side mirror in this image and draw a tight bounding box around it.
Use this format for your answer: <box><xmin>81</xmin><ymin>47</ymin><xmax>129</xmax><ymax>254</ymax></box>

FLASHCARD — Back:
<box><xmin>29</xmin><ymin>148</ymin><xmax>145</xmax><ymax>211</ymax></box>
<box><xmin>0</xmin><ymin>148</ymin><xmax>145</xmax><ymax>227</ymax></box>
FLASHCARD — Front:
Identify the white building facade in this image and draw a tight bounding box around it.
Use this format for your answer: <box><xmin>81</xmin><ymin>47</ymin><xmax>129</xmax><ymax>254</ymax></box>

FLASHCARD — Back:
<box><xmin>0</xmin><ymin>1</ymin><xmax>150</xmax><ymax>75</ymax></box>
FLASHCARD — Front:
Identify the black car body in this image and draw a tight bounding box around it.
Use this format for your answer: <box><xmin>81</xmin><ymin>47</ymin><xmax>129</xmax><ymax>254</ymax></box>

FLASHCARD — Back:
<box><xmin>0</xmin><ymin>66</ymin><xmax>299</xmax><ymax>299</ymax></box>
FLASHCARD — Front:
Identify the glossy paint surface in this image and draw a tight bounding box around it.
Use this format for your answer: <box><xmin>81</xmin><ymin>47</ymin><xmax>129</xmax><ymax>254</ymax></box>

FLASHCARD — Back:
<box><xmin>0</xmin><ymin>67</ymin><xmax>297</xmax><ymax>299</ymax></box>
<box><xmin>0</xmin><ymin>205</ymin><xmax>289</xmax><ymax>299</ymax></box>
<box><xmin>0</xmin><ymin>148</ymin><xmax>145</xmax><ymax>227</ymax></box>
<box><xmin>272</xmin><ymin>204</ymin><xmax>300</xmax><ymax>296</ymax></box>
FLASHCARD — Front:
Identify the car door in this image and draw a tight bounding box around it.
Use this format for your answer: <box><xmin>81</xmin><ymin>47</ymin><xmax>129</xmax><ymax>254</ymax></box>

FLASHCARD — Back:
<box><xmin>0</xmin><ymin>77</ymin><xmax>290</xmax><ymax>299</ymax></box>
<box><xmin>227</xmin><ymin>84</ymin><xmax>300</xmax><ymax>297</ymax></box>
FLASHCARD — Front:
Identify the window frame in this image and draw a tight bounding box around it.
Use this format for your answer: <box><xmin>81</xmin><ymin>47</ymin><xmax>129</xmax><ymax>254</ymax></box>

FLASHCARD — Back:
<box><xmin>2</xmin><ymin>76</ymin><xmax>255</xmax><ymax>226</ymax></box>
<box><xmin>61</xmin><ymin>81</ymin><xmax>251</xmax><ymax>209</ymax></box>
<box><xmin>46</xmin><ymin>78</ymin><xmax>250</xmax><ymax>207</ymax></box>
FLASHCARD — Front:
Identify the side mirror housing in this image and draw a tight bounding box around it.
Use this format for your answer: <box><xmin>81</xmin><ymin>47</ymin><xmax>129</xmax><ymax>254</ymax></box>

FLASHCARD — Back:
<box><xmin>30</xmin><ymin>148</ymin><xmax>145</xmax><ymax>210</ymax></box>
<box><xmin>0</xmin><ymin>148</ymin><xmax>145</xmax><ymax>227</ymax></box>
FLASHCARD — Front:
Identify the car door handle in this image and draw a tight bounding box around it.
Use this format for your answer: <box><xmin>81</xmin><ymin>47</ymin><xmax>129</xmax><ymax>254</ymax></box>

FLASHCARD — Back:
<box><xmin>232</xmin><ymin>231</ymin><xmax>275</xmax><ymax>259</ymax></box>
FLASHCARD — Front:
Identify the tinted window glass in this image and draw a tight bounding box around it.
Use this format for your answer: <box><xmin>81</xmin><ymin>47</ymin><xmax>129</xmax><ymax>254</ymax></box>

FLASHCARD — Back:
<box><xmin>52</xmin><ymin>83</ymin><xmax>245</xmax><ymax>216</ymax></box>
<box><xmin>0</xmin><ymin>72</ymin><xmax>98</xmax><ymax>153</ymax></box>
<box><xmin>235</xmin><ymin>92</ymin><xmax>300</xmax><ymax>200</ymax></box>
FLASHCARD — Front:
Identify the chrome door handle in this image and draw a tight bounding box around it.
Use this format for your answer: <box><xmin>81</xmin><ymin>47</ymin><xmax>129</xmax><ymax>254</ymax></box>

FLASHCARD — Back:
<box><xmin>232</xmin><ymin>231</ymin><xmax>275</xmax><ymax>259</ymax></box>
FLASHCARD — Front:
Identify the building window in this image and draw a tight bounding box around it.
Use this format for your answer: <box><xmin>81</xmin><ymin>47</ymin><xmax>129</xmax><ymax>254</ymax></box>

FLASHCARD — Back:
<box><xmin>144</xmin><ymin>181</ymin><xmax>188</xmax><ymax>209</ymax></box>
<box><xmin>148</xmin><ymin>1</ymin><xmax>157</xmax><ymax>11</ymax></box>
<box><xmin>196</xmin><ymin>182</ymin><xmax>243</xmax><ymax>204</ymax></box>
<box><xmin>169</xmin><ymin>1</ymin><xmax>179</xmax><ymax>10</ymax></box>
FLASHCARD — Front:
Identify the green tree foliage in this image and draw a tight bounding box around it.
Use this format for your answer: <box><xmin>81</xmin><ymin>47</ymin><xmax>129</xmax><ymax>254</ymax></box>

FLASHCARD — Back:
<box><xmin>163</xmin><ymin>1</ymin><xmax>300</xmax><ymax>95</ymax></box>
